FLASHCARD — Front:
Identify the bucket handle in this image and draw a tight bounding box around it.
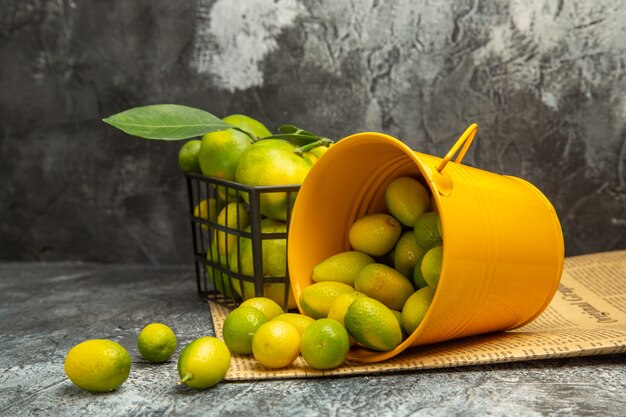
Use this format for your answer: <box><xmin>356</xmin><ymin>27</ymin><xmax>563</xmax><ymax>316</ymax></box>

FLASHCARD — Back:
<box><xmin>436</xmin><ymin>123</ymin><xmax>478</xmax><ymax>172</ymax></box>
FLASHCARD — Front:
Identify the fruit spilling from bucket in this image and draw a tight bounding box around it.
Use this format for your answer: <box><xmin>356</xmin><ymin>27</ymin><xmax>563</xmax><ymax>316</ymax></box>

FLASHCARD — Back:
<box><xmin>288</xmin><ymin>126</ymin><xmax>565</xmax><ymax>363</ymax></box>
<box><xmin>300</xmin><ymin>175</ymin><xmax>441</xmax><ymax>353</ymax></box>
<box><xmin>222</xmin><ymin>296</ymin><xmax>350</xmax><ymax>370</ymax></box>
<box><xmin>220</xmin><ymin>175</ymin><xmax>447</xmax><ymax>371</ymax></box>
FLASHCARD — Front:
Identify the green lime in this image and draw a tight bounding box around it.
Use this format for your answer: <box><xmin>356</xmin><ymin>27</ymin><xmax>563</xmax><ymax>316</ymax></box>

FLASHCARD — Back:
<box><xmin>412</xmin><ymin>250</ymin><xmax>430</xmax><ymax>289</ymax></box>
<box><xmin>349</xmin><ymin>213</ymin><xmax>402</xmax><ymax>257</ymax></box>
<box><xmin>327</xmin><ymin>291</ymin><xmax>366</xmax><ymax>328</ymax></box>
<box><xmin>198</xmin><ymin>129</ymin><xmax>251</xmax><ymax>180</ymax></box>
<box><xmin>299</xmin><ymin>281</ymin><xmax>355</xmax><ymax>319</ymax></box>
<box><xmin>214</xmin><ymin>202</ymin><xmax>250</xmax><ymax>257</ymax></box>
<box><xmin>235</xmin><ymin>139</ymin><xmax>312</xmax><ymax>220</ymax></box>
<box><xmin>422</xmin><ymin>245</ymin><xmax>443</xmax><ymax>288</ymax></box>
<box><xmin>137</xmin><ymin>323</ymin><xmax>177</xmax><ymax>363</ymax></box>
<box><xmin>229</xmin><ymin>220</ymin><xmax>296</xmax><ymax>309</ymax></box>
<box><xmin>327</xmin><ymin>292</ymin><xmax>365</xmax><ymax>346</ymax></box>
<box><xmin>391</xmin><ymin>309</ymin><xmax>408</xmax><ymax>339</ymax></box>
<box><xmin>222</xmin><ymin>306</ymin><xmax>268</xmax><ymax>355</ymax></box>
<box><xmin>354</xmin><ymin>263</ymin><xmax>415</xmax><ymax>311</ymax></box>
<box><xmin>401</xmin><ymin>286</ymin><xmax>435</xmax><ymax>334</ymax></box>
<box><xmin>206</xmin><ymin>240</ymin><xmax>242</xmax><ymax>300</ymax></box>
<box><xmin>312</xmin><ymin>251</ymin><xmax>375</xmax><ymax>286</ymax></box>
<box><xmin>300</xmin><ymin>318</ymin><xmax>350</xmax><ymax>370</ymax></box>
<box><xmin>178</xmin><ymin>139</ymin><xmax>202</xmax><ymax>173</ymax></box>
<box><xmin>344</xmin><ymin>296</ymin><xmax>403</xmax><ymax>352</ymax></box>
<box><xmin>178</xmin><ymin>337</ymin><xmax>231</xmax><ymax>389</ymax></box>
<box><xmin>393</xmin><ymin>231</ymin><xmax>424</xmax><ymax>279</ymax></box>
<box><xmin>194</xmin><ymin>198</ymin><xmax>220</xmax><ymax>230</ymax></box>
<box><xmin>384</xmin><ymin>176</ymin><xmax>431</xmax><ymax>226</ymax></box>
<box><xmin>413</xmin><ymin>211</ymin><xmax>443</xmax><ymax>249</ymax></box>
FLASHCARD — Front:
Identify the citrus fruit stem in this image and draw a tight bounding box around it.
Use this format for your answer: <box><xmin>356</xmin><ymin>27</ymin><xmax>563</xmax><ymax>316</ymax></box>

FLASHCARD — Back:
<box><xmin>231</xmin><ymin>127</ymin><xmax>258</xmax><ymax>142</ymax></box>
<box><xmin>253</xmin><ymin>134</ymin><xmax>333</xmax><ymax>150</ymax></box>
<box><xmin>179</xmin><ymin>372</ymin><xmax>193</xmax><ymax>385</ymax></box>
<box><xmin>295</xmin><ymin>138</ymin><xmax>333</xmax><ymax>155</ymax></box>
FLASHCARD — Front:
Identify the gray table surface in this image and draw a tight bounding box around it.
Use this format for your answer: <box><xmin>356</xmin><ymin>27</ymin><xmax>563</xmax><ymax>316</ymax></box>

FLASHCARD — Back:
<box><xmin>1</xmin><ymin>262</ymin><xmax>624</xmax><ymax>417</ymax></box>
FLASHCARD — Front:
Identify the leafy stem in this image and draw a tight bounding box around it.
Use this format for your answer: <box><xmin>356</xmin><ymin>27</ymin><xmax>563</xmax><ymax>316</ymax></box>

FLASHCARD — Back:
<box><xmin>102</xmin><ymin>105</ymin><xmax>334</xmax><ymax>150</ymax></box>
<box><xmin>258</xmin><ymin>124</ymin><xmax>334</xmax><ymax>153</ymax></box>
<box><xmin>294</xmin><ymin>138</ymin><xmax>334</xmax><ymax>155</ymax></box>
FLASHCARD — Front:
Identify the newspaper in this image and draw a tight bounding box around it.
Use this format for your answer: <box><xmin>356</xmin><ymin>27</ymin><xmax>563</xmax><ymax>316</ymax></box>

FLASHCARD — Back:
<box><xmin>209</xmin><ymin>250</ymin><xmax>626</xmax><ymax>380</ymax></box>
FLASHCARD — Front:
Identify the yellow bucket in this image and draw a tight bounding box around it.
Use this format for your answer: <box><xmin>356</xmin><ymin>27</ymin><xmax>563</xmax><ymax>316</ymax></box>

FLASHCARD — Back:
<box><xmin>288</xmin><ymin>124</ymin><xmax>564</xmax><ymax>363</ymax></box>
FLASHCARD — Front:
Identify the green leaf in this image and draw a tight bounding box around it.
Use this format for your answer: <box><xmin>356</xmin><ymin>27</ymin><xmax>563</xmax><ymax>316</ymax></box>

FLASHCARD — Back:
<box><xmin>278</xmin><ymin>124</ymin><xmax>316</xmax><ymax>136</ymax></box>
<box><xmin>268</xmin><ymin>124</ymin><xmax>334</xmax><ymax>147</ymax></box>
<box><xmin>102</xmin><ymin>104</ymin><xmax>234</xmax><ymax>140</ymax></box>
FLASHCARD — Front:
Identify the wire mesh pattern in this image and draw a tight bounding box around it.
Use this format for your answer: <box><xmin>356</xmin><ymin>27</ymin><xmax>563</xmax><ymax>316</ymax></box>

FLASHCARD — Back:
<box><xmin>185</xmin><ymin>172</ymin><xmax>300</xmax><ymax>311</ymax></box>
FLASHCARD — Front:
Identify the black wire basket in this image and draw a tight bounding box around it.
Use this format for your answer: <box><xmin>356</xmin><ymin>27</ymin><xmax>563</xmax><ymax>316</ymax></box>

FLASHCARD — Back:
<box><xmin>184</xmin><ymin>172</ymin><xmax>300</xmax><ymax>311</ymax></box>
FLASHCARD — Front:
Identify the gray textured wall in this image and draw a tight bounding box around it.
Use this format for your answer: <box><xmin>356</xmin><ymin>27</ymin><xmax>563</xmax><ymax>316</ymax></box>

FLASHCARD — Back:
<box><xmin>1</xmin><ymin>0</ymin><xmax>624</xmax><ymax>263</ymax></box>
